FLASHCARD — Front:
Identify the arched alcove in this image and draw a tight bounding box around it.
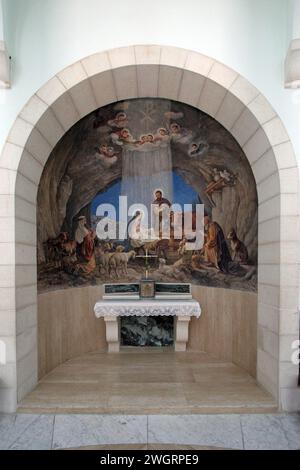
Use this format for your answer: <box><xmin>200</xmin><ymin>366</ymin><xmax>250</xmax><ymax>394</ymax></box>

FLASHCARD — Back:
<box><xmin>0</xmin><ymin>45</ymin><xmax>299</xmax><ymax>412</ymax></box>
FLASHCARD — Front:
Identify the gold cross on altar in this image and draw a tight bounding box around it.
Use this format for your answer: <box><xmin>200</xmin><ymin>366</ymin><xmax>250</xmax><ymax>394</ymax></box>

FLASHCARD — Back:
<box><xmin>136</xmin><ymin>248</ymin><xmax>158</xmax><ymax>279</ymax></box>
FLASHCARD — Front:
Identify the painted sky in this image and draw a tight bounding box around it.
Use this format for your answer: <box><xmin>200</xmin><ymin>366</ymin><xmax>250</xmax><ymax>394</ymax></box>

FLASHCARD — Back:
<box><xmin>91</xmin><ymin>171</ymin><xmax>199</xmax><ymax>216</ymax></box>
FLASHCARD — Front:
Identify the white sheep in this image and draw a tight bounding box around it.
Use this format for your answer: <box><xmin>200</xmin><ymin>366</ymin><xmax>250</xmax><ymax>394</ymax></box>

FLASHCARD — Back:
<box><xmin>157</xmin><ymin>258</ymin><xmax>185</xmax><ymax>281</ymax></box>
<box><xmin>97</xmin><ymin>249</ymin><xmax>114</xmax><ymax>275</ymax></box>
<box><xmin>109</xmin><ymin>250</ymin><xmax>136</xmax><ymax>278</ymax></box>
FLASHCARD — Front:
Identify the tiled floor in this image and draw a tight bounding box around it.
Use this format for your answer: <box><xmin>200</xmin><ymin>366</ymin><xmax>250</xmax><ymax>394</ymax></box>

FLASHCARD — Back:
<box><xmin>19</xmin><ymin>349</ymin><xmax>276</xmax><ymax>414</ymax></box>
<box><xmin>0</xmin><ymin>413</ymin><xmax>300</xmax><ymax>450</ymax></box>
<box><xmin>6</xmin><ymin>350</ymin><xmax>294</xmax><ymax>450</ymax></box>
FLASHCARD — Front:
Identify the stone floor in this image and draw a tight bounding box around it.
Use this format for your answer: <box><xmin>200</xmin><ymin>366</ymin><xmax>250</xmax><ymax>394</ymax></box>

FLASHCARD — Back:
<box><xmin>0</xmin><ymin>413</ymin><xmax>300</xmax><ymax>450</ymax></box>
<box><xmin>7</xmin><ymin>349</ymin><xmax>295</xmax><ymax>450</ymax></box>
<box><xmin>19</xmin><ymin>349</ymin><xmax>277</xmax><ymax>414</ymax></box>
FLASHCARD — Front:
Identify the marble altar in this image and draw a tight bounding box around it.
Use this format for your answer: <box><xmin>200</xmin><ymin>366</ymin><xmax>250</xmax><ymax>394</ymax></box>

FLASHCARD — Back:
<box><xmin>94</xmin><ymin>299</ymin><xmax>201</xmax><ymax>352</ymax></box>
<box><xmin>120</xmin><ymin>316</ymin><xmax>174</xmax><ymax>347</ymax></box>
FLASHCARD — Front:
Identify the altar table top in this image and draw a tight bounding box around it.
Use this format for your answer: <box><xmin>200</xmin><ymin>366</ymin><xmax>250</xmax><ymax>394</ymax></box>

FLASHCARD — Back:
<box><xmin>94</xmin><ymin>298</ymin><xmax>201</xmax><ymax>318</ymax></box>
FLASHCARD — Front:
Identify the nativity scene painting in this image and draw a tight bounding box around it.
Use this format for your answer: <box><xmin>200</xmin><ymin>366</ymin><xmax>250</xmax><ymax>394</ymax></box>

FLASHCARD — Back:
<box><xmin>37</xmin><ymin>98</ymin><xmax>258</xmax><ymax>293</ymax></box>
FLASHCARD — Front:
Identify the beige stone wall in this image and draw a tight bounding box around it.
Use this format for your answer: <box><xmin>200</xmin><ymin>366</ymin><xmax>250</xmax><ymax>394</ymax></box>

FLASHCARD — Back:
<box><xmin>38</xmin><ymin>286</ymin><xmax>106</xmax><ymax>379</ymax></box>
<box><xmin>37</xmin><ymin>285</ymin><xmax>257</xmax><ymax>380</ymax></box>
<box><xmin>190</xmin><ymin>286</ymin><xmax>257</xmax><ymax>377</ymax></box>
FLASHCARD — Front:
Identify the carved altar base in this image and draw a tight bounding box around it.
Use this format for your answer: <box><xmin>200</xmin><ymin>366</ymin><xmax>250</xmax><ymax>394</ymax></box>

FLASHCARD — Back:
<box><xmin>94</xmin><ymin>299</ymin><xmax>201</xmax><ymax>352</ymax></box>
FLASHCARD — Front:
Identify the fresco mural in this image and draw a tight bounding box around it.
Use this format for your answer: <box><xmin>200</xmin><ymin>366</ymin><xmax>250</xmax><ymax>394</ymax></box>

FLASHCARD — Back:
<box><xmin>37</xmin><ymin>98</ymin><xmax>258</xmax><ymax>293</ymax></box>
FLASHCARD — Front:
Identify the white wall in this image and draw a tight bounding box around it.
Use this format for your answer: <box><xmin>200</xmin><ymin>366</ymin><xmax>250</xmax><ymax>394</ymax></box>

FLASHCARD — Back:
<box><xmin>0</xmin><ymin>1</ymin><xmax>3</xmax><ymax>39</ymax></box>
<box><xmin>0</xmin><ymin>0</ymin><xmax>300</xmax><ymax>162</ymax></box>
<box><xmin>290</xmin><ymin>0</ymin><xmax>300</xmax><ymax>38</ymax></box>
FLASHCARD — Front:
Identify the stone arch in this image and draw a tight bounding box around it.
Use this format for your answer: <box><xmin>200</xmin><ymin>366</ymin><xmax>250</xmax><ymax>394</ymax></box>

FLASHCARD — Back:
<box><xmin>0</xmin><ymin>45</ymin><xmax>299</xmax><ymax>412</ymax></box>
